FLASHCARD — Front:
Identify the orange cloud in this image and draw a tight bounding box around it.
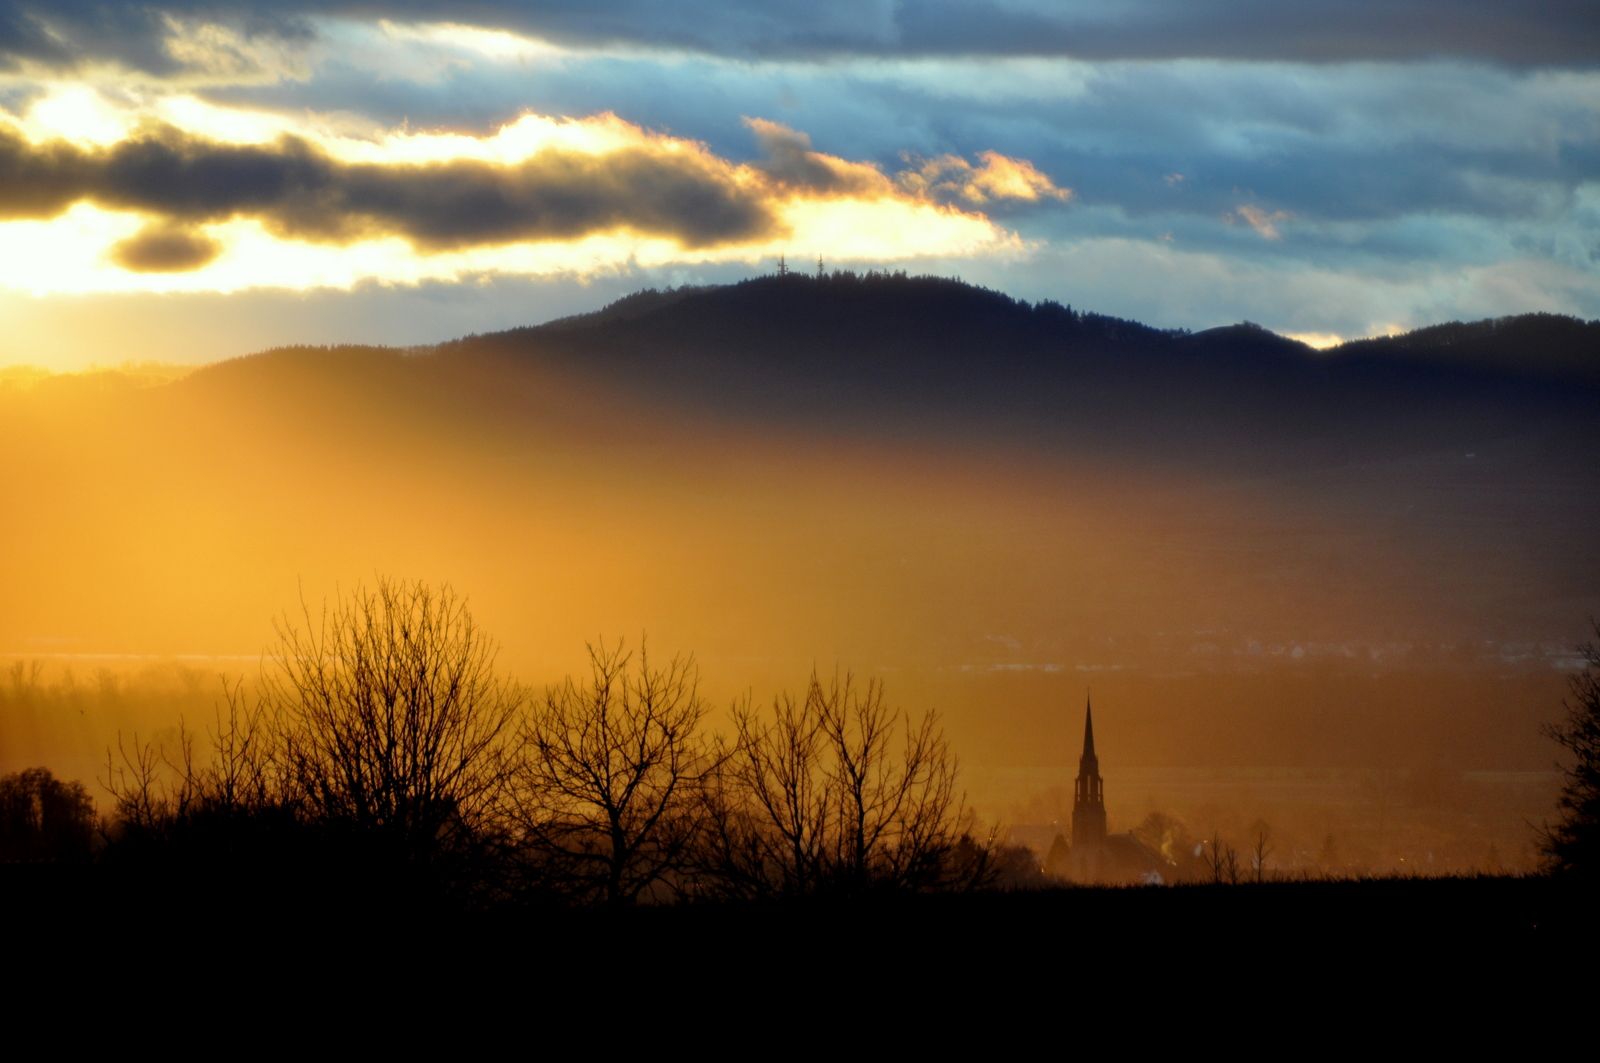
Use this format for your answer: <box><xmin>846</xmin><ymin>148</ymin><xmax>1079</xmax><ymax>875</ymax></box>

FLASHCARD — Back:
<box><xmin>899</xmin><ymin>151</ymin><xmax>1073</xmax><ymax>205</ymax></box>
<box><xmin>1230</xmin><ymin>204</ymin><xmax>1292</xmax><ymax>240</ymax></box>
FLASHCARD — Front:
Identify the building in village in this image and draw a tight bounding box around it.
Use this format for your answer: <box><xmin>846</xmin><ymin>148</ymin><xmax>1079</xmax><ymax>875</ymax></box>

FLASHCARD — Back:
<box><xmin>1036</xmin><ymin>698</ymin><xmax>1167</xmax><ymax>884</ymax></box>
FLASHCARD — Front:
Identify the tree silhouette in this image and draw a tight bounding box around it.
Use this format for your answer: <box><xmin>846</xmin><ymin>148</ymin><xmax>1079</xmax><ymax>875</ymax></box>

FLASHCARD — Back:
<box><xmin>1542</xmin><ymin>621</ymin><xmax>1600</xmax><ymax>876</ymax></box>
<box><xmin>266</xmin><ymin>578</ymin><xmax>524</xmax><ymax>869</ymax></box>
<box><xmin>701</xmin><ymin>670</ymin><xmax>979</xmax><ymax>897</ymax></box>
<box><xmin>74</xmin><ymin>582</ymin><xmax>1009</xmax><ymax>905</ymax></box>
<box><xmin>1250</xmin><ymin>820</ymin><xmax>1274</xmax><ymax>883</ymax></box>
<box><xmin>0</xmin><ymin>767</ymin><xmax>94</xmax><ymax>862</ymax></box>
<box><xmin>1206</xmin><ymin>831</ymin><xmax>1241</xmax><ymax>884</ymax></box>
<box><xmin>511</xmin><ymin>639</ymin><xmax>715</xmax><ymax>905</ymax></box>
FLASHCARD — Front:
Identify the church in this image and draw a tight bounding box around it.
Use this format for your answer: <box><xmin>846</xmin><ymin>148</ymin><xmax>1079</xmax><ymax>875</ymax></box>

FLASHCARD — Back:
<box><xmin>1042</xmin><ymin>698</ymin><xmax>1168</xmax><ymax>884</ymax></box>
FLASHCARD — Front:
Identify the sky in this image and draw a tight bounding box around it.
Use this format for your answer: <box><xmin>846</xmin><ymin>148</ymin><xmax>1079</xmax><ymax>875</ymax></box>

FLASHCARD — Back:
<box><xmin>1</xmin><ymin>1</ymin><xmax>1597</xmax><ymax>367</ymax></box>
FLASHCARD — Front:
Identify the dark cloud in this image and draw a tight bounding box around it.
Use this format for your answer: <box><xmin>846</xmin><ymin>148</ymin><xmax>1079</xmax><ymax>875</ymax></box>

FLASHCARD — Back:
<box><xmin>110</xmin><ymin>222</ymin><xmax>222</xmax><ymax>270</ymax></box>
<box><xmin>892</xmin><ymin>0</ymin><xmax>1600</xmax><ymax>65</ymax></box>
<box><xmin>0</xmin><ymin>3</ymin><xmax>306</xmax><ymax>75</ymax></box>
<box><xmin>190</xmin><ymin>28</ymin><xmax>1597</xmax><ymax>229</ymax></box>
<box><xmin>0</xmin><ymin>125</ymin><xmax>777</xmax><ymax>263</ymax></box>
<box><xmin>0</xmin><ymin>1</ymin><xmax>1595</xmax><ymax>73</ymax></box>
<box><xmin>745</xmin><ymin>119</ymin><xmax>883</xmax><ymax>195</ymax></box>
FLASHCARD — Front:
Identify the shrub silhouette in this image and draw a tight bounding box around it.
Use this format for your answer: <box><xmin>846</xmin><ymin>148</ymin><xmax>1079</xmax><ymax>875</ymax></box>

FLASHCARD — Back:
<box><xmin>100</xmin><ymin>579</ymin><xmax>525</xmax><ymax>900</ymax></box>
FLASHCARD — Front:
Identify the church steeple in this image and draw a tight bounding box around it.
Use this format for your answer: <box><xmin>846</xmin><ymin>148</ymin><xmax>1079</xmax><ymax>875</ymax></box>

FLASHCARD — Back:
<box><xmin>1081</xmin><ymin>696</ymin><xmax>1097</xmax><ymax>768</ymax></box>
<box><xmin>1072</xmin><ymin>693</ymin><xmax>1106</xmax><ymax>851</ymax></box>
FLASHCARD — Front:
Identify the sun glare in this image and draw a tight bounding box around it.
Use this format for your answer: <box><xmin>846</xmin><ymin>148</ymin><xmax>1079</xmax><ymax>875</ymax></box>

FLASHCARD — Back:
<box><xmin>776</xmin><ymin>197</ymin><xmax>1014</xmax><ymax>259</ymax></box>
<box><xmin>332</xmin><ymin>111</ymin><xmax>657</xmax><ymax>165</ymax></box>
<box><xmin>24</xmin><ymin>85</ymin><xmax>135</xmax><ymax>145</ymax></box>
<box><xmin>1286</xmin><ymin>332</ymin><xmax>1344</xmax><ymax>349</ymax></box>
<box><xmin>154</xmin><ymin>95</ymin><xmax>308</xmax><ymax>145</ymax></box>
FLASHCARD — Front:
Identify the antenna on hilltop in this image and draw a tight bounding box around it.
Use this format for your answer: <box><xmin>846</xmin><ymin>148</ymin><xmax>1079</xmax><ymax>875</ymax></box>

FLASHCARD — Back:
<box><xmin>777</xmin><ymin>253</ymin><xmax>788</xmax><ymax>276</ymax></box>
<box><xmin>817</xmin><ymin>254</ymin><xmax>825</xmax><ymax>278</ymax></box>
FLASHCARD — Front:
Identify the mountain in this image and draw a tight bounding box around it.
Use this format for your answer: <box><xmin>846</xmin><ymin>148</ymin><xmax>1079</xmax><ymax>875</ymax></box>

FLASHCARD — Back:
<box><xmin>172</xmin><ymin>272</ymin><xmax>1600</xmax><ymax>645</ymax></box>
<box><xmin>418</xmin><ymin>272</ymin><xmax>1600</xmax><ymax>472</ymax></box>
<box><xmin>4</xmin><ymin>273</ymin><xmax>1597</xmax><ymax>773</ymax></box>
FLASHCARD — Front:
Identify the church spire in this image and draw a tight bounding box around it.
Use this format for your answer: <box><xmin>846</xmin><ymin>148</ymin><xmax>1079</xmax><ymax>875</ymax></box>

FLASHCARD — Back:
<box><xmin>1072</xmin><ymin>691</ymin><xmax>1106</xmax><ymax>854</ymax></box>
<box><xmin>1078</xmin><ymin>692</ymin><xmax>1099</xmax><ymax>778</ymax></box>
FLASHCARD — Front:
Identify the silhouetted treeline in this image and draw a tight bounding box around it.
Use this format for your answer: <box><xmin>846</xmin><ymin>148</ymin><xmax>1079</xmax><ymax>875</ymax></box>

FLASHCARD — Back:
<box><xmin>0</xmin><ymin>767</ymin><xmax>93</xmax><ymax>862</ymax></box>
<box><xmin>459</xmin><ymin>270</ymin><xmax>1179</xmax><ymax>389</ymax></box>
<box><xmin>1337</xmin><ymin>312</ymin><xmax>1600</xmax><ymax>387</ymax></box>
<box><xmin>8</xmin><ymin>576</ymin><xmax>1596</xmax><ymax>904</ymax></box>
<box><xmin>80</xmin><ymin>578</ymin><xmax>1003</xmax><ymax>906</ymax></box>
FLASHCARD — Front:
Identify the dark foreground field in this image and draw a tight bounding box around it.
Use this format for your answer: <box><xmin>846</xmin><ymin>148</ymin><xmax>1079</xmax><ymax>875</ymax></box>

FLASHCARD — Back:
<box><xmin>7</xmin><ymin>866</ymin><xmax>1590</xmax><ymax>1024</ymax></box>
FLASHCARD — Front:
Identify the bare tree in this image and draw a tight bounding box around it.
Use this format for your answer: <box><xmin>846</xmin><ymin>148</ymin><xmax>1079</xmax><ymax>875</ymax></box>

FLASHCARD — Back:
<box><xmin>199</xmin><ymin>679</ymin><xmax>278</xmax><ymax>814</ymax></box>
<box><xmin>511</xmin><ymin>639</ymin><xmax>714</xmax><ymax>905</ymax></box>
<box><xmin>265</xmin><ymin>578</ymin><xmax>524</xmax><ymax>866</ymax></box>
<box><xmin>698</xmin><ymin>688</ymin><xmax>831</xmax><ymax>897</ymax></box>
<box><xmin>1543</xmin><ymin>622</ymin><xmax>1600</xmax><ymax>876</ymax></box>
<box><xmin>819</xmin><ymin>672</ymin><xmax>958</xmax><ymax>891</ymax></box>
<box><xmin>703</xmin><ymin>670</ymin><xmax>976</xmax><ymax>897</ymax></box>
<box><xmin>1206</xmin><ymin>831</ymin><xmax>1241</xmax><ymax>885</ymax></box>
<box><xmin>102</xmin><ymin>730</ymin><xmax>179</xmax><ymax>838</ymax></box>
<box><xmin>1250</xmin><ymin>820</ymin><xmax>1274</xmax><ymax>883</ymax></box>
<box><xmin>100</xmin><ymin>679</ymin><xmax>285</xmax><ymax>846</ymax></box>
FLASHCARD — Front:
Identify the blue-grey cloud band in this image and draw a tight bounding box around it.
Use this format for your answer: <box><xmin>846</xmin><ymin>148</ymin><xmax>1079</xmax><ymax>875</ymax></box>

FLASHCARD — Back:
<box><xmin>1</xmin><ymin>1</ymin><xmax>1596</xmax><ymax>73</ymax></box>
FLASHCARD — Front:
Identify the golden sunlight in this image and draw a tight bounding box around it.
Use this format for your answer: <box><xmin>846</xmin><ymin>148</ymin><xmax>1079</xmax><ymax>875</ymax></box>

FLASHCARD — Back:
<box><xmin>1285</xmin><ymin>332</ymin><xmax>1344</xmax><ymax>349</ymax></box>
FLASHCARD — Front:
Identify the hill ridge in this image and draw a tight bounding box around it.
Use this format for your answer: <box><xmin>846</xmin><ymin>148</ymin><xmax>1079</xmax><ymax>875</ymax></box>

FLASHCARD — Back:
<box><xmin>439</xmin><ymin>272</ymin><xmax>1596</xmax><ymax>389</ymax></box>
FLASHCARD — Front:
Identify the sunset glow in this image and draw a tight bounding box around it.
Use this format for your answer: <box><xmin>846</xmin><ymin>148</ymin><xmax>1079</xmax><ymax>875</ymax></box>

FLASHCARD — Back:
<box><xmin>0</xmin><ymin>90</ymin><xmax>1039</xmax><ymax>295</ymax></box>
<box><xmin>1</xmin><ymin>0</ymin><xmax>1595</xmax><ymax>935</ymax></box>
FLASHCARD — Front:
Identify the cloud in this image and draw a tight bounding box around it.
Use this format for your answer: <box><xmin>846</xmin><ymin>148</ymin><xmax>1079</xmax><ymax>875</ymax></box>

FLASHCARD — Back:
<box><xmin>0</xmin><ymin>104</ymin><xmax>1030</xmax><ymax>289</ymax></box>
<box><xmin>0</xmin><ymin>120</ymin><xmax>777</xmax><ymax>252</ymax></box>
<box><xmin>744</xmin><ymin>118</ymin><xmax>887</xmax><ymax>196</ymax></box>
<box><xmin>1</xmin><ymin>5</ymin><xmax>1593</xmax><ymax>330</ymax></box>
<box><xmin>745</xmin><ymin>118</ymin><xmax>1066</xmax><ymax>207</ymax></box>
<box><xmin>173</xmin><ymin>26</ymin><xmax>1599</xmax><ymax>241</ymax></box>
<box><xmin>1229</xmin><ymin>205</ymin><xmax>1292</xmax><ymax>239</ymax></box>
<box><xmin>890</xmin><ymin>0</ymin><xmax>1600</xmax><ymax>65</ymax></box>
<box><xmin>157</xmin><ymin>13</ymin><xmax>315</xmax><ymax>83</ymax></box>
<box><xmin>109</xmin><ymin>221</ymin><xmax>222</xmax><ymax>270</ymax></box>
<box><xmin>0</xmin><ymin>4</ymin><xmax>315</xmax><ymax>78</ymax></box>
<box><xmin>1</xmin><ymin>2</ymin><xmax>1595</xmax><ymax>77</ymax></box>
<box><xmin>899</xmin><ymin>151</ymin><xmax>1071</xmax><ymax>205</ymax></box>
